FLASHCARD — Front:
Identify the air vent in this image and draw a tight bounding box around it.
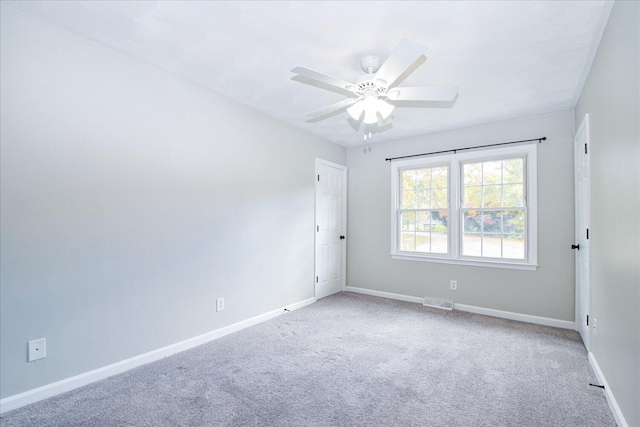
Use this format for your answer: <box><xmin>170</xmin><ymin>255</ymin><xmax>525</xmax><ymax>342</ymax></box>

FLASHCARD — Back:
<box><xmin>423</xmin><ymin>297</ymin><xmax>454</xmax><ymax>311</ymax></box>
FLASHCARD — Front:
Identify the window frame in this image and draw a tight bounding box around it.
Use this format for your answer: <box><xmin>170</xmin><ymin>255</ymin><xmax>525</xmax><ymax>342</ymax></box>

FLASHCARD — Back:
<box><xmin>390</xmin><ymin>144</ymin><xmax>538</xmax><ymax>270</ymax></box>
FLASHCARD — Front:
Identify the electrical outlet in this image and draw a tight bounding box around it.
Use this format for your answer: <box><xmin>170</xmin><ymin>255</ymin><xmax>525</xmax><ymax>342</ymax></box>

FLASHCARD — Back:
<box><xmin>216</xmin><ymin>298</ymin><xmax>225</xmax><ymax>312</ymax></box>
<box><xmin>450</xmin><ymin>280</ymin><xmax>457</xmax><ymax>290</ymax></box>
<box><xmin>28</xmin><ymin>338</ymin><xmax>46</xmax><ymax>362</ymax></box>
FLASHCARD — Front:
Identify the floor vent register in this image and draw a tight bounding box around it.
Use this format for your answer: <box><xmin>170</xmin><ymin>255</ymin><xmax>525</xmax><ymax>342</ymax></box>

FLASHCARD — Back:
<box><xmin>423</xmin><ymin>297</ymin><xmax>454</xmax><ymax>311</ymax></box>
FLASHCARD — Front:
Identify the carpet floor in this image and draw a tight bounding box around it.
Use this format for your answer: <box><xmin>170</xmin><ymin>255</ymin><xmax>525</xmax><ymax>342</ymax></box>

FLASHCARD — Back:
<box><xmin>1</xmin><ymin>292</ymin><xmax>615</xmax><ymax>426</ymax></box>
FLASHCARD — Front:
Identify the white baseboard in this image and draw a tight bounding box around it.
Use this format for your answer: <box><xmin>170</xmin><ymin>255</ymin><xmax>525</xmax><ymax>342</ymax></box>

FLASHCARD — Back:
<box><xmin>0</xmin><ymin>297</ymin><xmax>316</xmax><ymax>414</ymax></box>
<box><xmin>453</xmin><ymin>303</ymin><xmax>576</xmax><ymax>330</ymax></box>
<box><xmin>344</xmin><ymin>286</ymin><xmax>424</xmax><ymax>304</ymax></box>
<box><xmin>588</xmin><ymin>352</ymin><xmax>628</xmax><ymax>427</ymax></box>
<box><xmin>345</xmin><ymin>286</ymin><xmax>575</xmax><ymax>330</ymax></box>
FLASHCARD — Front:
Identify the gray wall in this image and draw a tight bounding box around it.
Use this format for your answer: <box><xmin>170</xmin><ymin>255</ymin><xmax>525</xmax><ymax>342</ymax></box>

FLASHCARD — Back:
<box><xmin>0</xmin><ymin>5</ymin><xmax>345</xmax><ymax>398</ymax></box>
<box><xmin>346</xmin><ymin>110</ymin><xmax>576</xmax><ymax>321</ymax></box>
<box><xmin>575</xmin><ymin>1</ymin><xmax>640</xmax><ymax>425</ymax></box>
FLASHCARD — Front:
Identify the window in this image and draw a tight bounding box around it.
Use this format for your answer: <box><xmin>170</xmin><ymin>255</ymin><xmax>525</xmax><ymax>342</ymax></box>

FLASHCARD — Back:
<box><xmin>391</xmin><ymin>144</ymin><xmax>537</xmax><ymax>270</ymax></box>
<box><xmin>399</xmin><ymin>165</ymin><xmax>449</xmax><ymax>254</ymax></box>
<box><xmin>461</xmin><ymin>158</ymin><xmax>526</xmax><ymax>259</ymax></box>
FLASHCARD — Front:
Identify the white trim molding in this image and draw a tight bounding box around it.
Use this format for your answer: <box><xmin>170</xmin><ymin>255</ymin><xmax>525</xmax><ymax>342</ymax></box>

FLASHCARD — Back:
<box><xmin>0</xmin><ymin>297</ymin><xmax>316</xmax><ymax>414</ymax></box>
<box><xmin>390</xmin><ymin>254</ymin><xmax>538</xmax><ymax>271</ymax></box>
<box><xmin>453</xmin><ymin>302</ymin><xmax>575</xmax><ymax>329</ymax></box>
<box><xmin>345</xmin><ymin>286</ymin><xmax>574</xmax><ymax>330</ymax></box>
<box><xmin>588</xmin><ymin>352</ymin><xmax>628</xmax><ymax>427</ymax></box>
<box><xmin>345</xmin><ymin>286</ymin><xmax>425</xmax><ymax>304</ymax></box>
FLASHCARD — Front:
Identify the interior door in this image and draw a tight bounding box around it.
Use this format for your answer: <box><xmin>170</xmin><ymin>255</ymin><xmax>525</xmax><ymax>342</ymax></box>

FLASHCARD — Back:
<box><xmin>574</xmin><ymin>114</ymin><xmax>591</xmax><ymax>350</ymax></box>
<box><xmin>315</xmin><ymin>159</ymin><xmax>346</xmax><ymax>299</ymax></box>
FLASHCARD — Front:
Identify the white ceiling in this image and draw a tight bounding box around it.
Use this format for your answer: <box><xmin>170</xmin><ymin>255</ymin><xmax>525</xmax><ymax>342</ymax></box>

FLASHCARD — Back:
<box><xmin>4</xmin><ymin>1</ymin><xmax>612</xmax><ymax>147</ymax></box>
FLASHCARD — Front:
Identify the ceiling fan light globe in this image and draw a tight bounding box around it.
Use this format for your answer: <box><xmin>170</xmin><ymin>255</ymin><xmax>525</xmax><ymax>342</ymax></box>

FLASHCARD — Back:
<box><xmin>347</xmin><ymin>102</ymin><xmax>365</xmax><ymax>121</ymax></box>
<box><xmin>376</xmin><ymin>99</ymin><xmax>395</xmax><ymax>120</ymax></box>
<box><xmin>363</xmin><ymin>108</ymin><xmax>378</xmax><ymax>124</ymax></box>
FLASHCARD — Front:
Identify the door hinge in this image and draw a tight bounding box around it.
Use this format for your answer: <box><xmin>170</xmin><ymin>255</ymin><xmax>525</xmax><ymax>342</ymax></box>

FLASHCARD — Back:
<box><xmin>317</xmin><ymin>225</ymin><xmax>319</xmax><ymax>232</ymax></box>
<box><xmin>586</xmin><ymin>229</ymin><xmax>589</xmax><ymax>239</ymax></box>
<box><xmin>585</xmin><ymin>143</ymin><xmax>588</xmax><ymax>154</ymax></box>
<box><xmin>586</xmin><ymin>315</ymin><xmax>589</xmax><ymax>326</ymax></box>
<box><xmin>316</xmin><ymin>276</ymin><xmax>318</xmax><ymax>283</ymax></box>
<box><xmin>317</xmin><ymin>174</ymin><xmax>320</xmax><ymax>182</ymax></box>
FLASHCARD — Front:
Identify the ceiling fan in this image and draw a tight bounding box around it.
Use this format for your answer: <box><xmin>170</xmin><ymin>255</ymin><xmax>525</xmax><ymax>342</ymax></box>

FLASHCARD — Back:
<box><xmin>291</xmin><ymin>39</ymin><xmax>459</xmax><ymax>133</ymax></box>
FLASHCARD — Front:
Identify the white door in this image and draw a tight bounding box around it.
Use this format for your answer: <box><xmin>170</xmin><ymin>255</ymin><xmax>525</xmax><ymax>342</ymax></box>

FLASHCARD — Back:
<box><xmin>574</xmin><ymin>114</ymin><xmax>592</xmax><ymax>350</ymax></box>
<box><xmin>315</xmin><ymin>159</ymin><xmax>347</xmax><ymax>299</ymax></box>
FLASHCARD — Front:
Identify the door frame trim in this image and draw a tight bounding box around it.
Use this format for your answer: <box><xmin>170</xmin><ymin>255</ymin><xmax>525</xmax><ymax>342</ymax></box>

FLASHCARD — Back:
<box><xmin>314</xmin><ymin>158</ymin><xmax>347</xmax><ymax>298</ymax></box>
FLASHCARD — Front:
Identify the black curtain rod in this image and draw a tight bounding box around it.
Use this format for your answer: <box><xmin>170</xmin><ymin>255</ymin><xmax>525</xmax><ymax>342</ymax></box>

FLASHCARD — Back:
<box><xmin>385</xmin><ymin>137</ymin><xmax>547</xmax><ymax>162</ymax></box>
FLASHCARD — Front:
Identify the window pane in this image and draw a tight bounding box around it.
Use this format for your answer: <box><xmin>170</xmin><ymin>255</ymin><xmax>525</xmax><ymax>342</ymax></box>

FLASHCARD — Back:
<box><xmin>462</xmin><ymin>234</ymin><xmax>481</xmax><ymax>256</ymax></box>
<box><xmin>483</xmin><ymin>185</ymin><xmax>502</xmax><ymax>207</ymax></box>
<box><xmin>482</xmin><ymin>235</ymin><xmax>502</xmax><ymax>257</ymax></box>
<box><xmin>401</xmin><ymin>211</ymin><xmax>415</xmax><ymax>231</ymax></box>
<box><xmin>503</xmin><ymin>184</ymin><xmax>524</xmax><ymax>207</ymax></box>
<box><xmin>416</xmin><ymin>211</ymin><xmax>431</xmax><ymax>231</ymax></box>
<box><xmin>503</xmin><ymin>210</ymin><xmax>525</xmax><ymax>234</ymax></box>
<box><xmin>432</xmin><ymin>166</ymin><xmax>448</xmax><ymax>188</ymax></box>
<box><xmin>482</xmin><ymin>211</ymin><xmax>502</xmax><ymax>233</ymax></box>
<box><xmin>431</xmin><ymin>211</ymin><xmax>448</xmax><ymax>253</ymax></box>
<box><xmin>416</xmin><ymin>169</ymin><xmax>430</xmax><ymax>189</ymax></box>
<box><xmin>503</xmin><ymin>158</ymin><xmax>524</xmax><ymax>184</ymax></box>
<box><xmin>431</xmin><ymin>232</ymin><xmax>448</xmax><ymax>253</ymax></box>
<box><xmin>464</xmin><ymin>210</ymin><xmax>481</xmax><ymax>232</ymax></box>
<box><xmin>483</xmin><ymin>161</ymin><xmax>502</xmax><ymax>185</ymax></box>
<box><xmin>416</xmin><ymin>190</ymin><xmax>430</xmax><ymax>209</ymax></box>
<box><xmin>432</xmin><ymin>210</ymin><xmax>448</xmax><ymax>230</ymax></box>
<box><xmin>401</xmin><ymin>190</ymin><xmax>415</xmax><ymax>209</ymax></box>
<box><xmin>432</xmin><ymin>188</ymin><xmax>448</xmax><ymax>208</ymax></box>
<box><xmin>464</xmin><ymin>186</ymin><xmax>482</xmax><ymax>208</ymax></box>
<box><xmin>402</xmin><ymin>170</ymin><xmax>416</xmax><ymax>189</ymax></box>
<box><xmin>400</xmin><ymin>232</ymin><xmax>415</xmax><ymax>251</ymax></box>
<box><xmin>504</xmin><ymin>235</ymin><xmax>525</xmax><ymax>259</ymax></box>
<box><xmin>464</xmin><ymin>163</ymin><xmax>482</xmax><ymax>185</ymax></box>
<box><xmin>416</xmin><ymin>232</ymin><xmax>430</xmax><ymax>252</ymax></box>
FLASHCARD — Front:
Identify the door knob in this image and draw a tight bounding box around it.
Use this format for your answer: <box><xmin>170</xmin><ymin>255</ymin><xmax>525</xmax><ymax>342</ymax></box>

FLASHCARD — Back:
<box><xmin>571</xmin><ymin>244</ymin><xmax>580</xmax><ymax>250</ymax></box>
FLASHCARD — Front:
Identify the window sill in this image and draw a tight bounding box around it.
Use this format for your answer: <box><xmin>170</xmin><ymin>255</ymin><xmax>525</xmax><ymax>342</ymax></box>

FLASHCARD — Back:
<box><xmin>390</xmin><ymin>253</ymin><xmax>538</xmax><ymax>271</ymax></box>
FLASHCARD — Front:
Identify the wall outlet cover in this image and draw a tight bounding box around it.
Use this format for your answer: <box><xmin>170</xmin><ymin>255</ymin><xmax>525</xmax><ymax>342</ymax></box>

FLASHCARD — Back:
<box><xmin>28</xmin><ymin>338</ymin><xmax>46</xmax><ymax>362</ymax></box>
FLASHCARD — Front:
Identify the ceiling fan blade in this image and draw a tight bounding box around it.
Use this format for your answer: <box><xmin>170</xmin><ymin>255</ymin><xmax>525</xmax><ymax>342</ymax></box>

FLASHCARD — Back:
<box><xmin>386</xmin><ymin>86</ymin><xmax>459</xmax><ymax>102</ymax></box>
<box><xmin>291</xmin><ymin>66</ymin><xmax>356</xmax><ymax>93</ymax></box>
<box><xmin>374</xmin><ymin>39</ymin><xmax>427</xmax><ymax>88</ymax></box>
<box><xmin>306</xmin><ymin>97</ymin><xmax>361</xmax><ymax>118</ymax></box>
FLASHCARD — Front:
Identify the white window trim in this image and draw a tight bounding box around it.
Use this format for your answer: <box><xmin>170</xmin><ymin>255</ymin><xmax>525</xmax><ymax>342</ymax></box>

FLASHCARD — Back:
<box><xmin>390</xmin><ymin>144</ymin><xmax>538</xmax><ymax>270</ymax></box>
